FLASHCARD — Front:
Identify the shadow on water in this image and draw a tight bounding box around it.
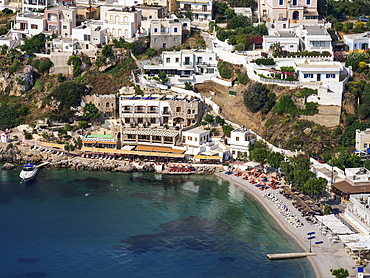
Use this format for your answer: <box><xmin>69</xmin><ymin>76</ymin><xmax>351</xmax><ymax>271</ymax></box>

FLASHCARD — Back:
<box><xmin>130</xmin><ymin>193</ymin><xmax>174</xmax><ymax>202</ymax></box>
<box><xmin>4</xmin><ymin>272</ymin><xmax>46</xmax><ymax>278</ymax></box>
<box><xmin>17</xmin><ymin>258</ymin><xmax>40</xmax><ymax>264</ymax></box>
<box><xmin>113</xmin><ymin>216</ymin><xmax>229</xmax><ymax>253</ymax></box>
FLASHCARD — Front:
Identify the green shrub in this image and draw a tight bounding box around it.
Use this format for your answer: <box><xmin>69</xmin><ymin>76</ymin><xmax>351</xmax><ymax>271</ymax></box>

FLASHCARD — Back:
<box><xmin>25</xmin><ymin>133</ymin><xmax>32</xmax><ymax>140</ymax></box>
<box><xmin>39</xmin><ymin>59</ymin><xmax>53</xmax><ymax>74</ymax></box>
<box><xmin>255</xmin><ymin>58</ymin><xmax>275</xmax><ymax>66</ymax></box>
<box><xmin>218</xmin><ymin>62</ymin><xmax>232</xmax><ymax>79</ymax></box>
<box><xmin>57</xmin><ymin>73</ymin><xmax>64</xmax><ymax>83</ymax></box>
<box><xmin>34</xmin><ymin>79</ymin><xmax>43</xmax><ymax>92</ymax></box>
<box><xmin>265</xmin><ymin>118</ymin><xmax>276</xmax><ymax>129</ymax></box>
<box><xmin>274</xmin><ymin>95</ymin><xmax>297</xmax><ymax>115</ymax></box>
<box><xmin>33</xmin><ymin>59</ymin><xmax>40</xmax><ymax>70</ymax></box>
<box><xmin>6</xmin><ymin>143</ymin><xmax>13</xmax><ymax>150</ymax></box>
<box><xmin>238</xmin><ymin>74</ymin><xmax>249</xmax><ymax>84</ymax></box>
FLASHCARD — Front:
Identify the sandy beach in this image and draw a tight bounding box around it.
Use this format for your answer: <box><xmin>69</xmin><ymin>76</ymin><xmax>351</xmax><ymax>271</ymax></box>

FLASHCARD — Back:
<box><xmin>216</xmin><ymin>172</ymin><xmax>360</xmax><ymax>278</ymax></box>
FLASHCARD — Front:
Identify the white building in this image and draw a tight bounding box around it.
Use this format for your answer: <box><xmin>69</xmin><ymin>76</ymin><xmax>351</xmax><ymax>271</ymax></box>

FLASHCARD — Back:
<box><xmin>72</xmin><ymin>21</ymin><xmax>108</xmax><ymax>50</ymax></box>
<box><xmin>263</xmin><ymin>30</ymin><xmax>300</xmax><ymax>52</ymax></box>
<box><xmin>23</xmin><ymin>0</ymin><xmax>55</xmax><ymax>12</ymax></box>
<box><xmin>44</xmin><ymin>6</ymin><xmax>77</xmax><ymax>37</ymax></box>
<box><xmin>100</xmin><ymin>6</ymin><xmax>142</xmax><ymax>41</ymax></box>
<box><xmin>1</xmin><ymin>131</ymin><xmax>9</xmax><ymax>143</ymax></box>
<box><xmin>293</xmin><ymin>60</ymin><xmax>350</xmax><ymax>96</ymax></box>
<box><xmin>182</xmin><ymin>127</ymin><xmax>210</xmax><ymax>147</ymax></box>
<box><xmin>345</xmin><ymin>193</ymin><xmax>370</xmax><ymax>234</ymax></box>
<box><xmin>310</xmin><ymin>157</ymin><xmax>345</xmax><ymax>192</ymax></box>
<box><xmin>234</xmin><ymin>7</ymin><xmax>252</xmax><ymax>17</ymax></box>
<box><xmin>143</xmin><ymin>49</ymin><xmax>218</xmax><ymax>85</ymax></box>
<box><xmin>343</xmin><ymin>32</ymin><xmax>370</xmax><ymax>53</ymax></box>
<box><xmin>11</xmin><ymin>12</ymin><xmax>47</xmax><ymax>39</ymax></box>
<box><xmin>355</xmin><ymin>129</ymin><xmax>370</xmax><ymax>155</ymax></box>
<box><xmin>295</xmin><ymin>25</ymin><xmax>333</xmax><ymax>53</ymax></box>
<box><xmin>228</xmin><ymin>127</ymin><xmax>256</xmax><ymax>159</ymax></box>
<box><xmin>178</xmin><ymin>0</ymin><xmax>214</xmax><ymax>22</ymax></box>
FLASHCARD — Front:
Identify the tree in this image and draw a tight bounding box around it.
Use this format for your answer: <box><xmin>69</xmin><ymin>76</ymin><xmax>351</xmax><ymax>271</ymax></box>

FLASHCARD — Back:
<box><xmin>0</xmin><ymin>26</ymin><xmax>7</xmax><ymax>36</ymax></box>
<box><xmin>324</xmin><ymin>204</ymin><xmax>331</xmax><ymax>215</ymax></box>
<box><xmin>274</xmin><ymin>95</ymin><xmax>297</xmax><ymax>116</ymax></box>
<box><xmin>222</xmin><ymin>125</ymin><xmax>234</xmax><ymax>137</ymax></box>
<box><xmin>67</xmin><ymin>55</ymin><xmax>82</xmax><ymax>77</ymax></box>
<box><xmin>267</xmin><ymin>152</ymin><xmax>284</xmax><ymax>170</ymax></box>
<box><xmin>57</xmin><ymin>73</ymin><xmax>64</xmax><ymax>83</ymax></box>
<box><xmin>50</xmin><ymin>82</ymin><xmax>86</xmax><ymax>109</ymax></box>
<box><xmin>333</xmin><ymin>22</ymin><xmax>343</xmax><ymax>31</ymax></box>
<box><xmin>218</xmin><ymin>62</ymin><xmax>232</xmax><ymax>79</ymax></box>
<box><xmin>65</xmin><ymin>123</ymin><xmax>72</xmax><ymax>131</ymax></box>
<box><xmin>243</xmin><ymin>82</ymin><xmax>270</xmax><ymax>113</ymax></box>
<box><xmin>158</xmin><ymin>71</ymin><xmax>168</xmax><ymax>84</ymax></box>
<box><xmin>0</xmin><ymin>44</ymin><xmax>7</xmax><ymax>55</ymax></box>
<box><xmin>184</xmin><ymin>81</ymin><xmax>193</xmax><ymax>91</ymax></box>
<box><xmin>83</xmin><ymin>102</ymin><xmax>100</xmax><ymax>124</ymax></box>
<box><xmin>238</xmin><ymin>74</ymin><xmax>249</xmax><ymax>85</ymax></box>
<box><xmin>250</xmin><ymin>148</ymin><xmax>269</xmax><ymax>166</ymax></box>
<box><xmin>20</xmin><ymin>33</ymin><xmax>46</xmax><ymax>55</ymax></box>
<box><xmin>145</xmin><ymin>48</ymin><xmax>157</xmax><ymax>58</ymax></box>
<box><xmin>185</xmin><ymin>9</ymin><xmax>192</xmax><ymax>20</ymax></box>
<box><xmin>215</xmin><ymin>115</ymin><xmax>225</xmax><ymax>126</ymax></box>
<box><xmin>38</xmin><ymin>59</ymin><xmax>53</xmax><ymax>74</ymax></box>
<box><xmin>74</xmin><ymin>137</ymin><xmax>83</xmax><ymax>149</ymax></box>
<box><xmin>204</xmin><ymin>114</ymin><xmax>214</xmax><ymax>127</ymax></box>
<box><xmin>78</xmin><ymin>121</ymin><xmax>88</xmax><ymax>129</ymax></box>
<box><xmin>330</xmin><ymin>268</ymin><xmax>349</xmax><ymax>278</ymax></box>
<box><xmin>64</xmin><ymin>143</ymin><xmax>71</xmax><ymax>153</ymax></box>
<box><xmin>234</xmin><ymin>43</ymin><xmax>245</xmax><ymax>52</ymax></box>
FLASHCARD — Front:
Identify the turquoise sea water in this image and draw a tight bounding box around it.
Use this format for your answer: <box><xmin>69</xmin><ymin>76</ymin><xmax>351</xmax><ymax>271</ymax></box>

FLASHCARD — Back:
<box><xmin>0</xmin><ymin>166</ymin><xmax>315</xmax><ymax>278</ymax></box>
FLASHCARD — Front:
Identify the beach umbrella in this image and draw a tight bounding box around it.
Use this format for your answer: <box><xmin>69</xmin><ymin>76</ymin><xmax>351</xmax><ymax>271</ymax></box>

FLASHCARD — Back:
<box><xmin>258</xmin><ymin>181</ymin><xmax>266</xmax><ymax>186</ymax></box>
<box><xmin>248</xmin><ymin>176</ymin><xmax>254</xmax><ymax>180</ymax></box>
<box><xmin>268</xmin><ymin>177</ymin><xmax>275</xmax><ymax>182</ymax></box>
<box><xmin>254</xmin><ymin>178</ymin><xmax>261</xmax><ymax>183</ymax></box>
<box><xmin>260</xmin><ymin>174</ymin><xmax>267</xmax><ymax>178</ymax></box>
<box><xmin>251</xmin><ymin>168</ymin><xmax>257</xmax><ymax>173</ymax></box>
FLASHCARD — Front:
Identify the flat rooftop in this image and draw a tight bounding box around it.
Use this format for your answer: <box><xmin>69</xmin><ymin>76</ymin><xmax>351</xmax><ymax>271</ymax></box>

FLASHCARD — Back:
<box><xmin>304</xmin><ymin>26</ymin><xmax>329</xmax><ymax>36</ymax></box>
<box><xmin>183</xmin><ymin>127</ymin><xmax>209</xmax><ymax>134</ymax></box>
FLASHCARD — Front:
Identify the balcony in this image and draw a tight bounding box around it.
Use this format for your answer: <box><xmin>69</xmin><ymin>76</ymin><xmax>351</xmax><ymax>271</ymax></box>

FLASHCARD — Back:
<box><xmin>147</xmin><ymin>108</ymin><xmax>159</xmax><ymax>114</ymax></box>
<box><xmin>162</xmin><ymin>111</ymin><xmax>170</xmax><ymax>115</ymax></box>
<box><xmin>134</xmin><ymin>109</ymin><xmax>146</xmax><ymax>114</ymax></box>
<box><xmin>122</xmin><ymin>109</ymin><xmax>132</xmax><ymax>113</ymax></box>
<box><xmin>182</xmin><ymin>62</ymin><xmax>193</xmax><ymax>68</ymax></box>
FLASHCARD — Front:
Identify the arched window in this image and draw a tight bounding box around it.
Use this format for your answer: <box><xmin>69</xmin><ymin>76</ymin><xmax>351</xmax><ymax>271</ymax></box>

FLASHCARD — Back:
<box><xmin>106</xmin><ymin>102</ymin><xmax>110</xmax><ymax>108</ymax></box>
<box><xmin>118</xmin><ymin>29</ymin><xmax>122</xmax><ymax>36</ymax></box>
<box><xmin>115</xmin><ymin>15</ymin><xmax>119</xmax><ymax>23</ymax></box>
<box><xmin>187</xmin><ymin>109</ymin><xmax>191</xmax><ymax>114</ymax></box>
<box><xmin>110</xmin><ymin>15</ymin><xmax>114</xmax><ymax>21</ymax></box>
<box><xmin>112</xmin><ymin>28</ymin><xmax>116</xmax><ymax>36</ymax></box>
<box><xmin>124</xmin><ymin>16</ymin><xmax>128</xmax><ymax>22</ymax></box>
<box><xmin>293</xmin><ymin>11</ymin><xmax>299</xmax><ymax>20</ymax></box>
<box><xmin>124</xmin><ymin>29</ymin><xmax>128</xmax><ymax>37</ymax></box>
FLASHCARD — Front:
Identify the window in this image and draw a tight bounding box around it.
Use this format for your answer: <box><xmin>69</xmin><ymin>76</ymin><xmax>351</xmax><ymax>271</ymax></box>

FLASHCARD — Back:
<box><xmin>232</xmin><ymin>150</ymin><xmax>235</xmax><ymax>155</ymax></box>
<box><xmin>236</xmin><ymin>136</ymin><xmax>239</xmax><ymax>141</ymax></box>
<box><xmin>307</xmin><ymin>0</ymin><xmax>310</xmax><ymax>4</ymax></box>
<box><xmin>80</xmin><ymin>15</ymin><xmax>83</xmax><ymax>19</ymax></box>
<box><xmin>326</xmin><ymin>74</ymin><xmax>336</xmax><ymax>78</ymax></box>
<box><xmin>174</xmin><ymin>27</ymin><xmax>177</xmax><ymax>32</ymax></box>
<box><xmin>166</xmin><ymin>58</ymin><xmax>170</xmax><ymax>63</ymax></box>
<box><xmin>195</xmin><ymin>137</ymin><xmax>197</xmax><ymax>142</ymax></box>
<box><xmin>63</xmin><ymin>25</ymin><xmax>67</xmax><ymax>30</ymax></box>
<box><xmin>31</xmin><ymin>24</ymin><xmax>38</xmax><ymax>29</ymax></box>
<box><xmin>279</xmin><ymin>0</ymin><xmax>283</xmax><ymax>5</ymax></box>
<box><xmin>209</xmin><ymin>57</ymin><xmax>212</xmax><ymax>60</ymax></box>
<box><xmin>94</xmin><ymin>37</ymin><xmax>98</xmax><ymax>41</ymax></box>
<box><xmin>154</xmin><ymin>28</ymin><xmax>157</xmax><ymax>33</ymax></box>
<box><xmin>183</xmin><ymin>23</ymin><xmax>187</xmax><ymax>26</ymax></box>
<box><xmin>84</xmin><ymin>34</ymin><xmax>90</xmax><ymax>41</ymax></box>
<box><xmin>365</xmin><ymin>143</ymin><xmax>368</xmax><ymax>148</ymax></box>
<box><xmin>188</xmin><ymin>136</ymin><xmax>192</xmax><ymax>140</ymax></box>
<box><xmin>174</xmin><ymin>38</ymin><xmax>177</xmax><ymax>42</ymax></box>
<box><xmin>162</xmin><ymin>28</ymin><xmax>166</xmax><ymax>33</ymax></box>
<box><xmin>175</xmin><ymin>57</ymin><xmax>179</xmax><ymax>63</ymax></box>
<box><xmin>65</xmin><ymin>46</ymin><xmax>69</xmax><ymax>49</ymax></box>
<box><xmin>290</xmin><ymin>45</ymin><xmax>294</xmax><ymax>48</ymax></box>
<box><xmin>154</xmin><ymin>38</ymin><xmax>157</xmax><ymax>42</ymax></box>
<box><xmin>304</xmin><ymin>74</ymin><xmax>313</xmax><ymax>78</ymax></box>
<box><xmin>355</xmin><ymin>44</ymin><xmax>357</xmax><ymax>48</ymax></box>
<box><xmin>67</xmin><ymin>14</ymin><xmax>70</xmax><ymax>17</ymax></box>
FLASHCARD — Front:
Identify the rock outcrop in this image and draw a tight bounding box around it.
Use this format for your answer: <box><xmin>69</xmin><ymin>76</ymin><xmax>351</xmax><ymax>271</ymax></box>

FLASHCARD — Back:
<box><xmin>0</xmin><ymin>66</ymin><xmax>34</xmax><ymax>96</ymax></box>
<box><xmin>2</xmin><ymin>163</ymin><xmax>15</xmax><ymax>170</ymax></box>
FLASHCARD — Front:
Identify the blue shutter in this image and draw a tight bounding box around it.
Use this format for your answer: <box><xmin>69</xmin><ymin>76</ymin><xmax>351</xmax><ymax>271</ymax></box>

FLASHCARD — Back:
<box><xmin>310</xmin><ymin>74</ymin><xmax>313</xmax><ymax>78</ymax></box>
<box><xmin>326</xmin><ymin>74</ymin><xmax>329</xmax><ymax>78</ymax></box>
<box><xmin>333</xmin><ymin>74</ymin><xmax>335</xmax><ymax>78</ymax></box>
<box><xmin>304</xmin><ymin>74</ymin><xmax>307</xmax><ymax>78</ymax></box>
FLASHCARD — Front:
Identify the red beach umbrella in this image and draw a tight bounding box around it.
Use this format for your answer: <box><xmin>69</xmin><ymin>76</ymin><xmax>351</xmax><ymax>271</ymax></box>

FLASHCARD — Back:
<box><xmin>260</xmin><ymin>174</ymin><xmax>267</xmax><ymax>178</ymax></box>
<box><xmin>258</xmin><ymin>181</ymin><xmax>266</xmax><ymax>186</ymax></box>
<box><xmin>268</xmin><ymin>177</ymin><xmax>275</xmax><ymax>182</ymax></box>
<box><xmin>248</xmin><ymin>176</ymin><xmax>254</xmax><ymax>180</ymax></box>
<box><xmin>251</xmin><ymin>168</ymin><xmax>257</xmax><ymax>173</ymax></box>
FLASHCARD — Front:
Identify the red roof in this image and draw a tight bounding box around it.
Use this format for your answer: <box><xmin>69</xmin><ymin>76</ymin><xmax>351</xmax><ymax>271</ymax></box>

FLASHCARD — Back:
<box><xmin>87</xmin><ymin>7</ymin><xmax>96</xmax><ymax>12</ymax></box>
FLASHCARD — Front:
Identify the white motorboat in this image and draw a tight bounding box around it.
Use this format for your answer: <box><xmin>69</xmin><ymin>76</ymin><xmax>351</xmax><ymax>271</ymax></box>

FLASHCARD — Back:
<box><xmin>19</xmin><ymin>163</ymin><xmax>38</xmax><ymax>182</ymax></box>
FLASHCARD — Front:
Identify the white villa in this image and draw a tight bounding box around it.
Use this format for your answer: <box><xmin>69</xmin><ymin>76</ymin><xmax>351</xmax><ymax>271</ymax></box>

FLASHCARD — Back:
<box><xmin>12</xmin><ymin>12</ymin><xmax>47</xmax><ymax>39</ymax></box>
<box><xmin>228</xmin><ymin>127</ymin><xmax>256</xmax><ymax>159</ymax></box>
<box><xmin>177</xmin><ymin>0</ymin><xmax>214</xmax><ymax>22</ymax></box>
<box><xmin>100</xmin><ymin>6</ymin><xmax>142</xmax><ymax>41</ymax></box>
<box><xmin>295</xmin><ymin>25</ymin><xmax>333</xmax><ymax>53</ymax></box>
<box><xmin>345</xmin><ymin>193</ymin><xmax>370</xmax><ymax>234</ymax></box>
<box><xmin>143</xmin><ymin>49</ymin><xmax>218</xmax><ymax>85</ymax></box>
<box><xmin>343</xmin><ymin>32</ymin><xmax>370</xmax><ymax>53</ymax></box>
<box><xmin>263</xmin><ymin>30</ymin><xmax>300</xmax><ymax>52</ymax></box>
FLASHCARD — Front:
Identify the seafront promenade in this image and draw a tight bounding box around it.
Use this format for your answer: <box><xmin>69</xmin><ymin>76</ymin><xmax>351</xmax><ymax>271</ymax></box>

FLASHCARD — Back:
<box><xmin>216</xmin><ymin>172</ymin><xmax>360</xmax><ymax>278</ymax></box>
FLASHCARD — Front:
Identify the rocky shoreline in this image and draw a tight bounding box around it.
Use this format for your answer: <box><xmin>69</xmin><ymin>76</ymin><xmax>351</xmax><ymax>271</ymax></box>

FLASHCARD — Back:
<box><xmin>0</xmin><ymin>145</ymin><xmax>223</xmax><ymax>175</ymax></box>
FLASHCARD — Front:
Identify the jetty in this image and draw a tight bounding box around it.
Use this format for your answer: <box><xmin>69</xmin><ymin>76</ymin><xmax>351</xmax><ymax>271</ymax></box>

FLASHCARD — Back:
<box><xmin>267</xmin><ymin>253</ymin><xmax>317</xmax><ymax>260</ymax></box>
<box><xmin>36</xmin><ymin>162</ymin><xmax>49</xmax><ymax>168</ymax></box>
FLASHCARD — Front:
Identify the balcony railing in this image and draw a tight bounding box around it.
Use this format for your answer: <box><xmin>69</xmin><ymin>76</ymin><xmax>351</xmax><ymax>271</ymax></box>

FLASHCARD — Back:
<box><xmin>162</xmin><ymin>111</ymin><xmax>170</xmax><ymax>115</ymax></box>
<box><xmin>182</xmin><ymin>62</ymin><xmax>193</xmax><ymax>68</ymax></box>
<box><xmin>135</xmin><ymin>110</ymin><xmax>145</xmax><ymax>113</ymax></box>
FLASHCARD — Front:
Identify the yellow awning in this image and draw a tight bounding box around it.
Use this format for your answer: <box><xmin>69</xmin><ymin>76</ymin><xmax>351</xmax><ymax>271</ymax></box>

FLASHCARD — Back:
<box><xmin>136</xmin><ymin>145</ymin><xmax>154</xmax><ymax>151</ymax></box>
<box><xmin>194</xmin><ymin>155</ymin><xmax>222</xmax><ymax>160</ymax></box>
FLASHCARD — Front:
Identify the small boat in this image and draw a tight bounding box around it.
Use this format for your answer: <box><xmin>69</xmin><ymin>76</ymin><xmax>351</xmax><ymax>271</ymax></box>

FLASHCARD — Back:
<box><xmin>19</xmin><ymin>163</ymin><xmax>38</xmax><ymax>182</ymax></box>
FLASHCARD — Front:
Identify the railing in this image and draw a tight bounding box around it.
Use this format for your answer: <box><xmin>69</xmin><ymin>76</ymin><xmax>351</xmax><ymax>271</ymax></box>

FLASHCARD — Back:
<box><xmin>345</xmin><ymin>209</ymin><xmax>370</xmax><ymax>234</ymax></box>
<box><xmin>162</xmin><ymin>111</ymin><xmax>170</xmax><ymax>115</ymax></box>
<box><xmin>134</xmin><ymin>110</ymin><xmax>146</xmax><ymax>113</ymax></box>
<box><xmin>183</xmin><ymin>62</ymin><xmax>193</xmax><ymax>68</ymax></box>
<box><xmin>147</xmin><ymin>110</ymin><xmax>159</xmax><ymax>114</ymax></box>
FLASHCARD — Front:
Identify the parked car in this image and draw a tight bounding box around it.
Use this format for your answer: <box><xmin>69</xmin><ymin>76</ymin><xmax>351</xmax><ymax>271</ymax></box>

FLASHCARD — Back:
<box><xmin>359</xmin><ymin>16</ymin><xmax>369</xmax><ymax>22</ymax></box>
